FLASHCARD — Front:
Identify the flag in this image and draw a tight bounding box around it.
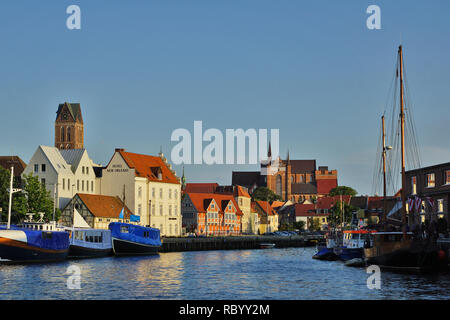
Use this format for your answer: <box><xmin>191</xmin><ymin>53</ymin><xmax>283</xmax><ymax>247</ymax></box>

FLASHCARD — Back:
<box><xmin>408</xmin><ymin>198</ymin><xmax>414</xmax><ymax>212</ymax></box>
<box><xmin>427</xmin><ymin>197</ymin><xmax>434</xmax><ymax>209</ymax></box>
<box><xmin>415</xmin><ymin>196</ymin><xmax>422</xmax><ymax>213</ymax></box>
<box><xmin>119</xmin><ymin>207</ymin><xmax>124</xmax><ymax>219</ymax></box>
<box><xmin>130</xmin><ymin>214</ymin><xmax>140</xmax><ymax>222</ymax></box>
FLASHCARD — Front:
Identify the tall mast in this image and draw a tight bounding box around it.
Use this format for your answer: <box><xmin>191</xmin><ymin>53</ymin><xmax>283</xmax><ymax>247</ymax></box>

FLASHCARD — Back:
<box><xmin>382</xmin><ymin>115</ymin><xmax>387</xmax><ymax>229</ymax></box>
<box><xmin>7</xmin><ymin>167</ymin><xmax>14</xmax><ymax>230</ymax></box>
<box><xmin>399</xmin><ymin>45</ymin><xmax>407</xmax><ymax>241</ymax></box>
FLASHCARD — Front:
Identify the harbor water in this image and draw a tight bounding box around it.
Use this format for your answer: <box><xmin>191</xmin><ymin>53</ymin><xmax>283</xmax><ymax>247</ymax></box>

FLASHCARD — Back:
<box><xmin>0</xmin><ymin>247</ymin><xmax>449</xmax><ymax>300</ymax></box>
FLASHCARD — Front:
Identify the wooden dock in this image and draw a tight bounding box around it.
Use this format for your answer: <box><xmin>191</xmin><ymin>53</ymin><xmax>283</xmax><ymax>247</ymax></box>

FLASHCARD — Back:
<box><xmin>160</xmin><ymin>235</ymin><xmax>320</xmax><ymax>253</ymax></box>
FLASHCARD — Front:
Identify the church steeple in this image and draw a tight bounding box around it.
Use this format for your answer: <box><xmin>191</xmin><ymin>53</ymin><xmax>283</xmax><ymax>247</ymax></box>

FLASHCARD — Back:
<box><xmin>55</xmin><ymin>102</ymin><xmax>84</xmax><ymax>150</ymax></box>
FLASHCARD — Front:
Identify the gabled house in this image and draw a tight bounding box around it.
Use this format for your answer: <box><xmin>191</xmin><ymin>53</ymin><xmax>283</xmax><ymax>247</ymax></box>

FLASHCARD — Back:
<box><xmin>252</xmin><ymin>200</ymin><xmax>279</xmax><ymax>234</ymax></box>
<box><xmin>100</xmin><ymin>148</ymin><xmax>181</xmax><ymax>236</ymax></box>
<box><xmin>181</xmin><ymin>192</ymin><xmax>243</xmax><ymax>236</ymax></box>
<box><xmin>22</xmin><ymin>145</ymin><xmax>97</xmax><ymax>209</ymax></box>
<box><xmin>61</xmin><ymin>193</ymin><xmax>133</xmax><ymax>229</ymax></box>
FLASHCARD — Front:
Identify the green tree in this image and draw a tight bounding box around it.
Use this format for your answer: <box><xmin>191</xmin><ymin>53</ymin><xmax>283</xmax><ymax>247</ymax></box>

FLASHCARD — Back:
<box><xmin>328</xmin><ymin>186</ymin><xmax>357</xmax><ymax>197</ymax></box>
<box><xmin>0</xmin><ymin>167</ymin><xmax>27</xmax><ymax>223</ymax></box>
<box><xmin>307</xmin><ymin>217</ymin><xmax>321</xmax><ymax>232</ymax></box>
<box><xmin>251</xmin><ymin>187</ymin><xmax>282</xmax><ymax>203</ymax></box>
<box><xmin>22</xmin><ymin>173</ymin><xmax>55</xmax><ymax>221</ymax></box>
<box><xmin>294</xmin><ymin>220</ymin><xmax>306</xmax><ymax>230</ymax></box>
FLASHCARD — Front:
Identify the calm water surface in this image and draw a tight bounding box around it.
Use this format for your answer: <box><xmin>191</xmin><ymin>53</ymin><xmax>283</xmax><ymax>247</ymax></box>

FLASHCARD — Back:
<box><xmin>0</xmin><ymin>247</ymin><xmax>449</xmax><ymax>300</ymax></box>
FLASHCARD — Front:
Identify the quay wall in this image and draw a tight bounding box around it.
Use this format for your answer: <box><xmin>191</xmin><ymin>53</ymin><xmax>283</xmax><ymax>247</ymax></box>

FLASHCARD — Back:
<box><xmin>160</xmin><ymin>235</ymin><xmax>318</xmax><ymax>252</ymax></box>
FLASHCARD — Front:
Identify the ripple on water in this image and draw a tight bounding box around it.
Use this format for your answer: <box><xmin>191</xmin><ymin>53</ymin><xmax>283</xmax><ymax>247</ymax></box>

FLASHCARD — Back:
<box><xmin>0</xmin><ymin>247</ymin><xmax>449</xmax><ymax>300</ymax></box>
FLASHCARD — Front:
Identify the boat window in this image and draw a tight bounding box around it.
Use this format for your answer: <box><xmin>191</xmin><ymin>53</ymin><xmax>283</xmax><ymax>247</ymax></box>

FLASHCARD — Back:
<box><xmin>120</xmin><ymin>226</ymin><xmax>129</xmax><ymax>233</ymax></box>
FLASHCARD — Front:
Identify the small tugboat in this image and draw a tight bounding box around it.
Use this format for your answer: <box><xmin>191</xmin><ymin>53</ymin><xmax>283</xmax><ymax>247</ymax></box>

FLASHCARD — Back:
<box><xmin>109</xmin><ymin>222</ymin><xmax>161</xmax><ymax>256</ymax></box>
<box><xmin>0</xmin><ymin>167</ymin><xmax>69</xmax><ymax>263</ymax></box>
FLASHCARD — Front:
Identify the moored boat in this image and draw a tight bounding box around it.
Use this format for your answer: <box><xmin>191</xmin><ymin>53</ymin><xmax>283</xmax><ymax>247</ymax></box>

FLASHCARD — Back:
<box><xmin>67</xmin><ymin>227</ymin><xmax>112</xmax><ymax>259</ymax></box>
<box><xmin>259</xmin><ymin>243</ymin><xmax>275</xmax><ymax>249</ymax></box>
<box><xmin>339</xmin><ymin>230</ymin><xmax>375</xmax><ymax>261</ymax></box>
<box><xmin>0</xmin><ymin>222</ymin><xmax>69</xmax><ymax>263</ymax></box>
<box><xmin>109</xmin><ymin>222</ymin><xmax>161</xmax><ymax>256</ymax></box>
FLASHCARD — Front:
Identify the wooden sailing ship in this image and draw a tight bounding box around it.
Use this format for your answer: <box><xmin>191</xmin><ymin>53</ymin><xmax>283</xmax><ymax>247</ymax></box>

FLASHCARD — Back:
<box><xmin>363</xmin><ymin>45</ymin><xmax>446</xmax><ymax>272</ymax></box>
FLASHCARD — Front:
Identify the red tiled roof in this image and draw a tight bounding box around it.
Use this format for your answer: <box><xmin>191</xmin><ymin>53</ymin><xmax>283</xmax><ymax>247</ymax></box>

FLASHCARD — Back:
<box><xmin>255</xmin><ymin>200</ymin><xmax>278</xmax><ymax>216</ymax></box>
<box><xmin>235</xmin><ymin>185</ymin><xmax>251</xmax><ymax>198</ymax></box>
<box><xmin>117</xmin><ymin>150</ymin><xmax>179</xmax><ymax>184</ymax></box>
<box><xmin>187</xmin><ymin>193</ymin><xmax>243</xmax><ymax>215</ymax></box>
<box><xmin>294</xmin><ymin>204</ymin><xmax>316</xmax><ymax>217</ymax></box>
<box><xmin>316</xmin><ymin>179</ymin><xmax>338</xmax><ymax>194</ymax></box>
<box><xmin>316</xmin><ymin>195</ymin><xmax>351</xmax><ymax>210</ymax></box>
<box><xmin>76</xmin><ymin>193</ymin><xmax>132</xmax><ymax>219</ymax></box>
<box><xmin>185</xmin><ymin>183</ymin><xmax>219</xmax><ymax>193</ymax></box>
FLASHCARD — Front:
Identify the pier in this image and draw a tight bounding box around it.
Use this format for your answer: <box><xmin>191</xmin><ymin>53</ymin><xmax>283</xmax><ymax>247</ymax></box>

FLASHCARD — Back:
<box><xmin>160</xmin><ymin>235</ymin><xmax>321</xmax><ymax>252</ymax></box>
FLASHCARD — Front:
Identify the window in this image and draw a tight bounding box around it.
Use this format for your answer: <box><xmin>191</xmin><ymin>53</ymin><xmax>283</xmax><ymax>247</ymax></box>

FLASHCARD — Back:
<box><xmin>152</xmin><ymin>204</ymin><xmax>155</xmax><ymax>216</ymax></box>
<box><xmin>169</xmin><ymin>189</ymin><xmax>172</xmax><ymax>199</ymax></box>
<box><xmin>91</xmin><ymin>181</ymin><xmax>93</xmax><ymax>192</ymax></box>
<box><xmin>160</xmin><ymin>188</ymin><xmax>163</xmax><ymax>199</ymax></box>
<box><xmin>67</xmin><ymin>127</ymin><xmax>71</xmax><ymax>141</ymax></box>
<box><xmin>152</xmin><ymin>188</ymin><xmax>155</xmax><ymax>198</ymax></box>
<box><xmin>41</xmin><ymin>164</ymin><xmax>46</xmax><ymax>172</ymax></box>
<box><xmin>62</xmin><ymin>179</ymin><xmax>65</xmax><ymax>190</ymax></box>
<box><xmin>86</xmin><ymin>167</ymin><xmax>89</xmax><ymax>175</ymax></box>
<box><xmin>86</xmin><ymin>180</ymin><xmax>89</xmax><ymax>192</ymax></box>
<box><xmin>61</xmin><ymin>127</ymin><xmax>65</xmax><ymax>142</ymax></box>
<box><xmin>160</xmin><ymin>205</ymin><xmax>163</xmax><ymax>216</ymax></box>
<box><xmin>77</xmin><ymin>180</ymin><xmax>80</xmax><ymax>191</ymax></box>
<box><xmin>174</xmin><ymin>205</ymin><xmax>177</xmax><ymax>216</ymax></box>
<box><xmin>82</xmin><ymin>180</ymin><xmax>84</xmax><ymax>191</ymax></box>
<box><xmin>82</xmin><ymin>166</ymin><xmax>85</xmax><ymax>174</ymax></box>
<box><xmin>421</xmin><ymin>201</ymin><xmax>425</xmax><ymax>213</ymax></box>
<box><xmin>41</xmin><ymin>178</ymin><xmax>46</xmax><ymax>186</ymax></box>
<box><xmin>446</xmin><ymin>171</ymin><xmax>450</xmax><ymax>185</ymax></box>
<box><xmin>138</xmin><ymin>186</ymin><xmax>142</xmax><ymax>198</ymax></box>
<box><xmin>438</xmin><ymin>199</ymin><xmax>444</xmax><ymax>213</ymax></box>
<box><xmin>138</xmin><ymin>204</ymin><xmax>142</xmax><ymax>215</ymax></box>
<box><xmin>174</xmin><ymin>190</ymin><xmax>178</xmax><ymax>200</ymax></box>
<box><xmin>427</xmin><ymin>173</ymin><xmax>435</xmax><ymax>188</ymax></box>
<box><xmin>34</xmin><ymin>164</ymin><xmax>38</xmax><ymax>173</ymax></box>
<box><xmin>68</xmin><ymin>179</ymin><xmax>71</xmax><ymax>191</ymax></box>
<box><xmin>169</xmin><ymin>205</ymin><xmax>172</xmax><ymax>216</ymax></box>
<box><xmin>411</xmin><ymin>176</ymin><xmax>417</xmax><ymax>194</ymax></box>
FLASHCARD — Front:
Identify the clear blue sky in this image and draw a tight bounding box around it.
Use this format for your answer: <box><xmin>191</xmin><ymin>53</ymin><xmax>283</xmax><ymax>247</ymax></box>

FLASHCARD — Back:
<box><xmin>1</xmin><ymin>1</ymin><xmax>449</xmax><ymax>195</ymax></box>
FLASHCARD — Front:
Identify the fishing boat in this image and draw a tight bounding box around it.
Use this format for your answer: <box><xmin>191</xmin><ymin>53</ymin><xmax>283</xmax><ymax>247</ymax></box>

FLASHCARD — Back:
<box><xmin>0</xmin><ymin>167</ymin><xmax>70</xmax><ymax>263</ymax></box>
<box><xmin>339</xmin><ymin>230</ymin><xmax>375</xmax><ymax>261</ymax></box>
<box><xmin>109</xmin><ymin>222</ymin><xmax>161</xmax><ymax>256</ymax></box>
<box><xmin>363</xmin><ymin>45</ymin><xmax>446</xmax><ymax>272</ymax></box>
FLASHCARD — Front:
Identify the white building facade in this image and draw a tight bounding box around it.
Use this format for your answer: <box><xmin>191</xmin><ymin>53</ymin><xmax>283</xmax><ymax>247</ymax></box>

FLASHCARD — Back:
<box><xmin>100</xmin><ymin>148</ymin><xmax>182</xmax><ymax>237</ymax></box>
<box><xmin>22</xmin><ymin>146</ymin><xmax>98</xmax><ymax>210</ymax></box>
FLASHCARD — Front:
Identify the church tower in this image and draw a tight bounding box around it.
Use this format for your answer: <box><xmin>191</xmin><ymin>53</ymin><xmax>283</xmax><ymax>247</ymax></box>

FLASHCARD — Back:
<box><xmin>55</xmin><ymin>102</ymin><xmax>84</xmax><ymax>150</ymax></box>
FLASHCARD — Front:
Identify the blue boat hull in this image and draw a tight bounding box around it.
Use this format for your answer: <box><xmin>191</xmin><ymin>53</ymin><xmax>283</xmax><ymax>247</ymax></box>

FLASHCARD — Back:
<box><xmin>313</xmin><ymin>247</ymin><xmax>339</xmax><ymax>261</ymax></box>
<box><xmin>0</xmin><ymin>241</ymin><xmax>68</xmax><ymax>263</ymax></box>
<box><xmin>112</xmin><ymin>237</ymin><xmax>160</xmax><ymax>256</ymax></box>
<box><xmin>339</xmin><ymin>248</ymin><xmax>364</xmax><ymax>261</ymax></box>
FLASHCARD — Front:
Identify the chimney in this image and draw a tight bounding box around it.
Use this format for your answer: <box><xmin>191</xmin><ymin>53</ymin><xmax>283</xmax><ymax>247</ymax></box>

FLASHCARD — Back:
<box><xmin>115</xmin><ymin>148</ymin><xmax>125</xmax><ymax>152</ymax></box>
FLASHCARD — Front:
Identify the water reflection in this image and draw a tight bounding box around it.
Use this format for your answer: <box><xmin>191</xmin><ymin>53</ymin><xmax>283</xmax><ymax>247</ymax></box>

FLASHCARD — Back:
<box><xmin>0</xmin><ymin>248</ymin><xmax>449</xmax><ymax>300</ymax></box>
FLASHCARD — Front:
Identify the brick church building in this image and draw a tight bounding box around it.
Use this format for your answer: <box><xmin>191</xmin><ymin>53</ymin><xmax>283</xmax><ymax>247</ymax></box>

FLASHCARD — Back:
<box><xmin>232</xmin><ymin>146</ymin><xmax>338</xmax><ymax>202</ymax></box>
<box><xmin>55</xmin><ymin>102</ymin><xmax>84</xmax><ymax>149</ymax></box>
